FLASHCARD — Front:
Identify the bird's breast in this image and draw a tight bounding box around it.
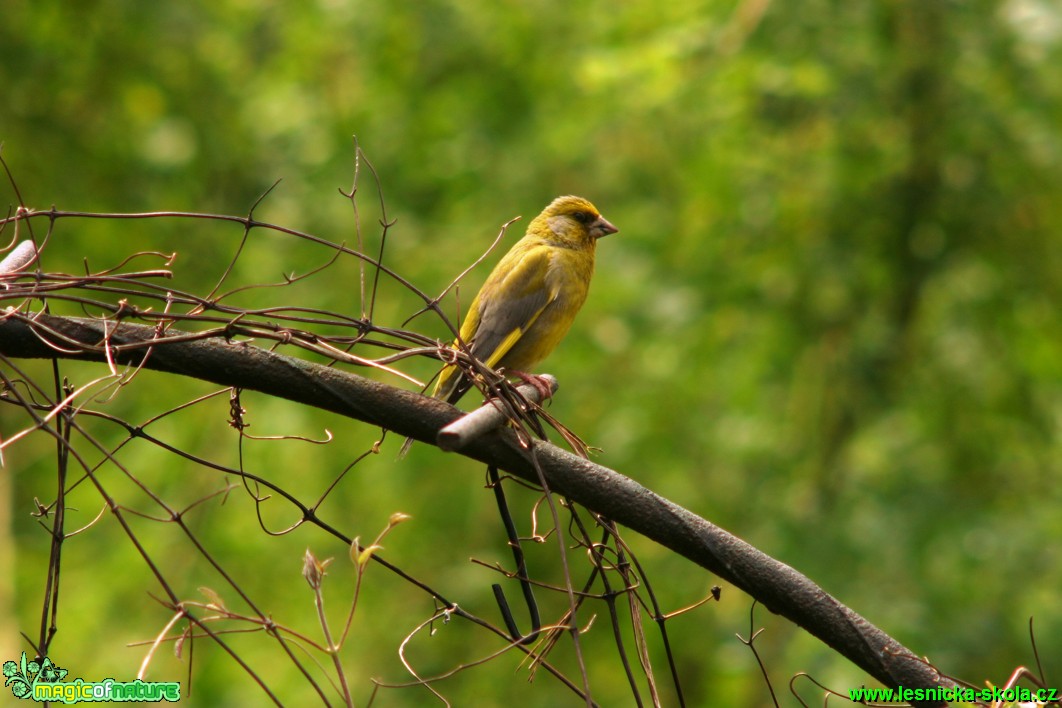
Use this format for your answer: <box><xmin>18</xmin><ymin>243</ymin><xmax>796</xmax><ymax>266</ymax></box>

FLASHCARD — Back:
<box><xmin>496</xmin><ymin>246</ymin><xmax>594</xmax><ymax>372</ymax></box>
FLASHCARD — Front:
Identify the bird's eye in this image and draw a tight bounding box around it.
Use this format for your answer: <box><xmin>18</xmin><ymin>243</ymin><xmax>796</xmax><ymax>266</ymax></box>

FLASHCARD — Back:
<box><xmin>572</xmin><ymin>211</ymin><xmax>594</xmax><ymax>225</ymax></box>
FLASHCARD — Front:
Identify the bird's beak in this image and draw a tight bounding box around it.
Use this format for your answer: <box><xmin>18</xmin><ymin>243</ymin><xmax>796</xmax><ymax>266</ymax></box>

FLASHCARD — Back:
<box><xmin>591</xmin><ymin>215</ymin><xmax>619</xmax><ymax>239</ymax></box>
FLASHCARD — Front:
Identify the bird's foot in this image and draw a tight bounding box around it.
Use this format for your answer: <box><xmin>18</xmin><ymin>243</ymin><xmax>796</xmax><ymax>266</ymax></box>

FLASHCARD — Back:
<box><xmin>509</xmin><ymin>371</ymin><xmax>557</xmax><ymax>402</ymax></box>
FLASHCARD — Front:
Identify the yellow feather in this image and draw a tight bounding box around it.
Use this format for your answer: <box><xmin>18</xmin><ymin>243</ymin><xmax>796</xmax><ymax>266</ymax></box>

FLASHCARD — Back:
<box><xmin>434</xmin><ymin>195</ymin><xmax>617</xmax><ymax>404</ymax></box>
<box><xmin>400</xmin><ymin>195</ymin><xmax>617</xmax><ymax>455</ymax></box>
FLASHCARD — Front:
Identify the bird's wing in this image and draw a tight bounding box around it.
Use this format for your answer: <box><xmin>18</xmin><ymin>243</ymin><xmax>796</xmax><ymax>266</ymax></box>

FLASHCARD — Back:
<box><xmin>469</xmin><ymin>244</ymin><xmax>556</xmax><ymax>369</ymax></box>
<box><xmin>434</xmin><ymin>244</ymin><xmax>556</xmax><ymax>404</ymax></box>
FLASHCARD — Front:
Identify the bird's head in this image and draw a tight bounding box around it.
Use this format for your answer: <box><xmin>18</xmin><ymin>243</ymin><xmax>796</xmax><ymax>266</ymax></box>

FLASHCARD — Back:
<box><xmin>536</xmin><ymin>195</ymin><xmax>618</xmax><ymax>247</ymax></box>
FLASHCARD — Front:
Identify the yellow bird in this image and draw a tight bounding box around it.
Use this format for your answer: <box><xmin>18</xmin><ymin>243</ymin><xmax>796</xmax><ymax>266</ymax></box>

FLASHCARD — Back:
<box><xmin>402</xmin><ymin>195</ymin><xmax>617</xmax><ymax>453</ymax></box>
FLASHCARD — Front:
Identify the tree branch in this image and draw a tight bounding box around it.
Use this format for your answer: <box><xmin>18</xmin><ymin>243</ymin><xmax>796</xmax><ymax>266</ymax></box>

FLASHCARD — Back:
<box><xmin>0</xmin><ymin>312</ymin><xmax>963</xmax><ymax>707</ymax></box>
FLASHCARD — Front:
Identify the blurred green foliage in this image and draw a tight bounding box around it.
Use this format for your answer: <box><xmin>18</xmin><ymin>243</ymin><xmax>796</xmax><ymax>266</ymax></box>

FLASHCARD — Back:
<box><xmin>2</xmin><ymin>0</ymin><xmax>1061</xmax><ymax>705</ymax></box>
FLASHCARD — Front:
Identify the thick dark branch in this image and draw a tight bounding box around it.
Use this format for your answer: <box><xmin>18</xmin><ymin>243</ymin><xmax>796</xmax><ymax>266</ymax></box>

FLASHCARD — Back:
<box><xmin>0</xmin><ymin>313</ymin><xmax>961</xmax><ymax>707</ymax></box>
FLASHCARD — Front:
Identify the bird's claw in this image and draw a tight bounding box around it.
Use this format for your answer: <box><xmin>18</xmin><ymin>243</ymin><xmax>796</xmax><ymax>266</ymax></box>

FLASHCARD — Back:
<box><xmin>510</xmin><ymin>371</ymin><xmax>556</xmax><ymax>402</ymax></box>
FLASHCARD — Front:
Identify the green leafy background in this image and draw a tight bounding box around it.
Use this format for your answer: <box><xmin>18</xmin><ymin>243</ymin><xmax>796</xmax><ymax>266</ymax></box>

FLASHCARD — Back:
<box><xmin>2</xmin><ymin>1</ymin><xmax>1060</xmax><ymax>705</ymax></box>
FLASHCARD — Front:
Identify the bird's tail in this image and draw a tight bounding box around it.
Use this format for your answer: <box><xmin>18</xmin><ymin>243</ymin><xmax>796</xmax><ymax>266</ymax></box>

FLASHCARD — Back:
<box><xmin>397</xmin><ymin>356</ymin><xmax>473</xmax><ymax>459</ymax></box>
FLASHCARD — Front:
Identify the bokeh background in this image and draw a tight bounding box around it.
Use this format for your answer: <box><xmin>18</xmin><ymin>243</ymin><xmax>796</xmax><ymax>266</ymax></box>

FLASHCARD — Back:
<box><xmin>2</xmin><ymin>1</ymin><xmax>1061</xmax><ymax>705</ymax></box>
